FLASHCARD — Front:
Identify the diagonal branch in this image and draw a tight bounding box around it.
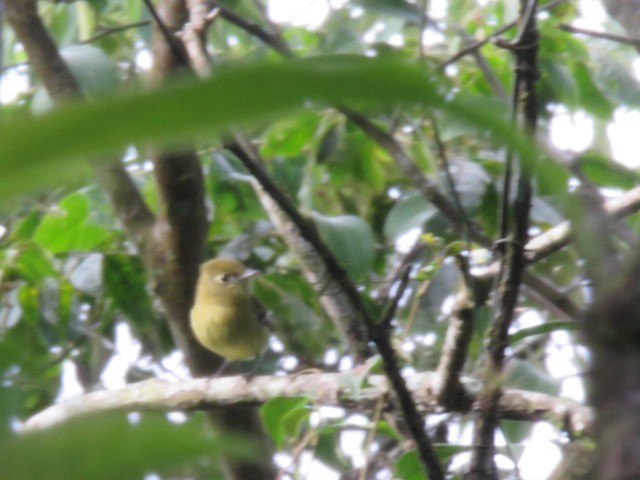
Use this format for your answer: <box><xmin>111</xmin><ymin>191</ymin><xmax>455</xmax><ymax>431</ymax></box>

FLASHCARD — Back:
<box><xmin>227</xmin><ymin>138</ymin><xmax>371</xmax><ymax>359</ymax></box>
<box><xmin>5</xmin><ymin>1</ymin><xmax>79</xmax><ymax>99</ymax></box>
<box><xmin>227</xmin><ymin>137</ymin><xmax>444</xmax><ymax>479</ymax></box>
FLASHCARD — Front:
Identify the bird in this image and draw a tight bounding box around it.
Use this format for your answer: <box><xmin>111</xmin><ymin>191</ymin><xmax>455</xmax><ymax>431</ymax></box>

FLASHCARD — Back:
<box><xmin>190</xmin><ymin>258</ymin><xmax>272</xmax><ymax>370</ymax></box>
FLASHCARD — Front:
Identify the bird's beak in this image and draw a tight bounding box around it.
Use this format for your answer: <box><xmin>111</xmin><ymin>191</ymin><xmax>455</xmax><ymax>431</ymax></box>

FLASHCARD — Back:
<box><xmin>238</xmin><ymin>268</ymin><xmax>259</xmax><ymax>280</ymax></box>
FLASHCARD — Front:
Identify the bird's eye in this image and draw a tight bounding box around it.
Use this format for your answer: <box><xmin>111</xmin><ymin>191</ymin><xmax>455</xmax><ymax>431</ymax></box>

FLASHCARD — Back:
<box><xmin>216</xmin><ymin>273</ymin><xmax>231</xmax><ymax>283</ymax></box>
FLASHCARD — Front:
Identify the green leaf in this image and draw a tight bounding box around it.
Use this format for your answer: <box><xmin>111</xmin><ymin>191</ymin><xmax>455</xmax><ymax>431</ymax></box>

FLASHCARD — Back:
<box><xmin>444</xmin><ymin>159</ymin><xmax>490</xmax><ymax>211</ymax></box>
<box><xmin>376</xmin><ymin>419</ymin><xmax>403</xmax><ymax>440</ymax></box>
<box><xmin>103</xmin><ymin>254</ymin><xmax>154</xmax><ymax>323</ymax></box>
<box><xmin>315</xmin><ymin>426</ymin><xmax>352</xmax><ymax>471</ymax></box>
<box><xmin>339</xmin><ymin>129</ymin><xmax>387</xmax><ymax>190</ymax></box>
<box><xmin>0</xmin><ymin>413</ymin><xmax>244</xmax><ymax>480</ymax></box>
<box><xmin>505</xmin><ymin>359</ymin><xmax>561</xmax><ymax>396</ymax></box>
<box><xmin>261</xmin><ymin>112</ymin><xmax>321</xmax><ymax>157</ymax></box>
<box><xmin>0</xmin><ymin>56</ymin><xmax>539</xmax><ymax>200</ymax></box>
<box><xmin>437</xmin><ymin>94</ymin><xmax>509</xmax><ymax>141</ymax></box>
<box><xmin>9</xmin><ymin>210</ymin><xmax>43</xmax><ymax>241</ymax></box>
<box><xmin>534</xmin><ymin>154</ymin><xmax>570</xmax><ymax>197</ymax></box>
<box><xmin>384</xmin><ymin>193</ymin><xmax>435</xmax><ymax>242</ymax></box>
<box><xmin>13</xmin><ymin>243</ymin><xmax>56</xmax><ymax>284</ymax></box>
<box><xmin>312</xmin><ymin>212</ymin><xmax>375</xmax><ymax>280</ymax></box>
<box><xmin>509</xmin><ymin>321</ymin><xmax>577</xmax><ymax>345</ymax></box>
<box><xmin>394</xmin><ymin>445</ymin><xmax>471</xmax><ymax>479</ymax></box>
<box><xmin>33</xmin><ymin>192</ymin><xmax>114</xmax><ymax>254</ymax></box>
<box><xmin>575</xmin><ymin>62</ymin><xmax>614</xmax><ymax>120</ymax></box>
<box><xmin>579</xmin><ymin>150</ymin><xmax>640</xmax><ymax>189</ymax></box>
<box><xmin>260</xmin><ymin>396</ymin><xmax>311</xmax><ymax>449</ymax></box>
<box><xmin>32</xmin><ymin>45</ymin><xmax>121</xmax><ymax>114</ymax></box>
<box><xmin>352</xmin><ymin>0</ymin><xmax>422</xmax><ymax>23</ymax></box>
<box><xmin>395</xmin><ymin>450</ymin><xmax>426</xmax><ymax>480</ymax></box>
<box><xmin>592</xmin><ymin>50</ymin><xmax>640</xmax><ymax>107</ymax></box>
<box><xmin>542</xmin><ymin>60</ymin><xmax>579</xmax><ymax>107</ymax></box>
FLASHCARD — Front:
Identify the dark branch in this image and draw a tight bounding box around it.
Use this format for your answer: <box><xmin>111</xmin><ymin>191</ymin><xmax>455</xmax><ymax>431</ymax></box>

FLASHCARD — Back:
<box><xmin>228</xmin><ymin>138</ymin><xmax>445</xmax><ymax>479</ymax></box>
<box><xmin>439</xmin><ymin>0</ymin><xmax>568</xmax><ymax>69</ymax></box>
<box><xmin>469</xmin><ymin>0</ymin><xmax>540</xmax><ymax>477</ymax></box>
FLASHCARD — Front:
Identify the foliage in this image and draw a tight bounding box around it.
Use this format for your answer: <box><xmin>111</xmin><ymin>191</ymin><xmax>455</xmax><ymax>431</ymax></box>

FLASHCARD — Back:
<box><xmin>0</xmin><ymin>0</ymin><xmax>636</xmax><ymax>478</ymax></box>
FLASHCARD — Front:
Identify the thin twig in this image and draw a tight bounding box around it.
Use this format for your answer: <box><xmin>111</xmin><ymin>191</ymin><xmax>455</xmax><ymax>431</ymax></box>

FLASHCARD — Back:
<box><xmin>559</xmin><ymin>23</ymin><xmax>640</xmax><ymax>49</ymax></box>
<box><xmin>429</xmin><ymin>114</ymin><xmax>474</xmax><ymax>247</ymax></box>
<box><xmin>218</xmin><ymin>5</ymin><xmax>291</xmax><ymax>56</ymax></box>
<box><xmin>438</xmin><ymin>0</ymin><xmax>568</xmax><ymax>70</ymax></box>
<box><xmin>81</xmin><ymin>20</ymin><xmax>150</xmax><ymax>44</ymax></box>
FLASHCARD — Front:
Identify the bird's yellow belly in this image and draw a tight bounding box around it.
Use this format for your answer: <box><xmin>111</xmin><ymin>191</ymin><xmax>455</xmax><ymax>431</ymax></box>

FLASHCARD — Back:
<box><xmin>190</xmin><ymin>304</ymin><xmax>269</xmax><ymax>360</ymax></box>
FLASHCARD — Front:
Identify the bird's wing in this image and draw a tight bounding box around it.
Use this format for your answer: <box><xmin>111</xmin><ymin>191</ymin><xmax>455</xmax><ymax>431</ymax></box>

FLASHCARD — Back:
<box><xmin>251</xmin><ymin>297</ymin><xmax>274</xmax><ymax>331</ymax></box>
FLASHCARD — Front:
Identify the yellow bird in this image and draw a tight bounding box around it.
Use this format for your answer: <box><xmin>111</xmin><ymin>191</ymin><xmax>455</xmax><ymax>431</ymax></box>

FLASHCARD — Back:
<box><xmin>190</xmin><ymin>258</ymin><xmax>271</xmax><ymax>361</ymax></box>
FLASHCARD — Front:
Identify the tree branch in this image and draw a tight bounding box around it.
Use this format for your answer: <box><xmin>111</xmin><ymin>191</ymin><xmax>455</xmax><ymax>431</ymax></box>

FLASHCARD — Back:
<box><xmin>146</xmin><ymin>3</ymin><xmax>274</xmax><ymax>478</ymax></box>
<box><xmin>438</xmin><ymin>0</ymin><xmax>568</xmax><ymax>69</ymax></box>
<box><xmin>558</xmin><ymin>23</ymin><xmax>640</xmax><ymax>49</ymax></box>
<box><xmin>436</xmin><ymin>258</ymin><xmax>475</xmax><ymax>411</ymax></box>
<box><xmin>472</xmin><ymin>185</ymin><xmax>640</xmax><ymax>282</ymax></box>
<box><xmin>469</xmin><ymin>1</ymin><xmax>540</xmax><ymax>476</ymax></box>
<box><xmin>227</xmin><ymin>138</ymin><xmax>371</xmax><ymax>359</ymax></box>
<box><xmin>5</xmin><ymin>0</ymin><xmax>79</xmax><ymax>99</ymax></box>
<box><xmin>227</xmin><ymin>138</ymin><xmax>445</xmax><ymax>479</ymax></box>
<box><xmin>22</xmin><ymin>371</ymin><xmax>593</xmax><ymax>437</ymax></box>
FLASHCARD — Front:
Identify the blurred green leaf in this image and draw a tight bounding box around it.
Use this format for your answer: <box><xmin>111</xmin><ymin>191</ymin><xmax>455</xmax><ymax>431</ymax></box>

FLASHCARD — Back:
<box><xmin>542</xmin><ymin>60</ymin><xmax>579</xmax><ymax>107</ymax></box>
<box><xmin>0</xmin><ymin>413</ymin><xmax>244</xmax><ymax>480</ymax></box>
<box><xmin>260</xmin><ymin>396</ymin><xmax>311</xmax><ymax>449</ymax></box>
<box><xmin>9</xmin><ymin>210</ymin><xmax>43</xmax><ymax>241</ymax></box>
<box><xmin>384</xmin><ymin>193</ymin><xmax>435</xmax><ymax>242</ymax></box>
<box><xmin>575</xmin><ymin>62</ymin><xmax>614</xmax><ymax>119</ymax></box>
<box><xmin>32</xmin><ymin>45</ymin><xmax>121</xmax><ymax>114</ymax></box>
<box><xmin>33</xmin><ymin>193</ymin><xmax>114</xmax><ymax>254</ymax></box>
<box><xmin>13</xmin><ymin>243</ymin><xmax>56</xmax><ymax>284</ymax></box>
<box><xmin>0</xmin><ymin>56</ymin><xmax>538</xmax><ymax>200</ymax></box>
<box><xmin>592</xmin><ymin>49</ymin><xmax>640</xmax><ymax>107</ymax></box>
<box><xmin>312</xmin><ymin>212</ymin><xmax>375</xmax><ymax>280</ymax></box>
<box><xmin>103</xmin><ymin>254</ymin><xmax>154</xmax><ymax>324</ymax></box>
<box><xmin>438</xmin><ymin>94</ymin><xmax>509</xmax><ymax>141</ymax></box>
<box><xmin>395</xmin><ymin>450</ymin><xmax>426</xmax><ymax>480</ymax></box>
<box><xmin>315</xmin><ymin>426</ymin><xmax>352</xmax><ymax>471</ymax></box>
<box><xmin>579</xmin><ymin>150</ymin><xmax>640</xmax><ymax>188</ymax></box>
<box><xmin>509</xmin><ymin>321</ymin><xmax>577</xmax><ymax>345</ymax></box>
<box><xmin>352</xmin><ymin>0</ymin><xmax>422</xmax><ymax>22</ymax></box>
<box><xmin>535</xmin><ymin>155</ymin><xmax>570</xmax><ymax>197</ymax></box>
<box><xmin>261</xmin><ymin>112</ymin><xmax>321</xmax><ymax>157</ymax></box>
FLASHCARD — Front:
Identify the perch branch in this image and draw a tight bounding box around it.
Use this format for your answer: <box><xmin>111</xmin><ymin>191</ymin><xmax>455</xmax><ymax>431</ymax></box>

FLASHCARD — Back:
<box><xmin>22</xmin><ymin>371</ymin><xmax>593</xmax><ymax>437</ymax></box>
